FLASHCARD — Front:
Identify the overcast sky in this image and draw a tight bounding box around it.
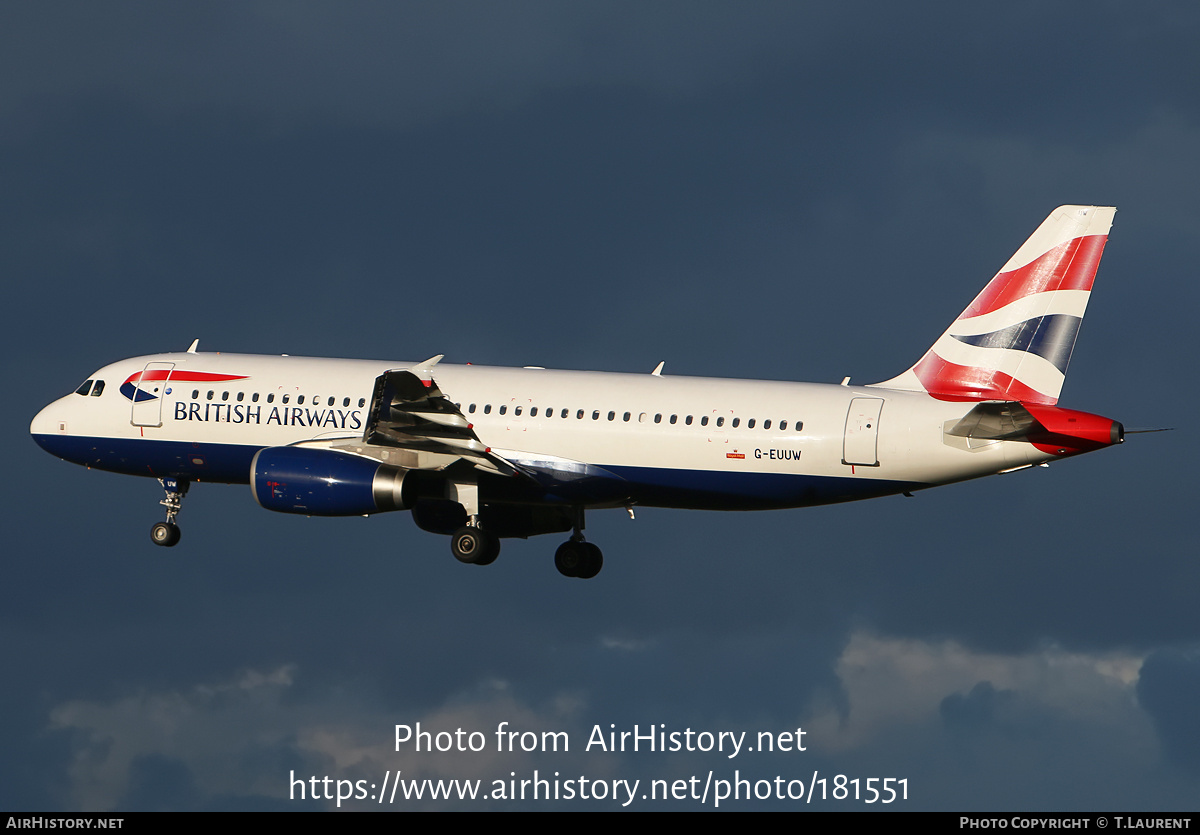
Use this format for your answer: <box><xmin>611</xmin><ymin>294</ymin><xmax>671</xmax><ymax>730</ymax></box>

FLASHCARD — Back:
<box><xmin>6</xmin><ymin>1</ymin><xmax>1199</xmax><ymax>811</ymax></box>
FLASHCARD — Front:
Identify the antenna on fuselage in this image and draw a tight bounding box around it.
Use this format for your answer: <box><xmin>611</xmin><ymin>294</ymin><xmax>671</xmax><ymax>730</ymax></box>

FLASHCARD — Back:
<box><xmin>186</xmin><ymin>339</ymin><xmax>200</xmax><ymax>353</ymax></box>
<box><xmin>651</xmin><ymin>361</ymin><xmax>665</xmax><ymax>376</ymax></box>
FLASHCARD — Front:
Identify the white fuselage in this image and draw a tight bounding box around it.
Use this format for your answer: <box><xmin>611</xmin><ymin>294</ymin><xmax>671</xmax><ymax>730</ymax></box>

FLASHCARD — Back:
<box><xmin>31</xmin><ymin>351</ymin><xmax>1059</xmax><ymax>512</ymax></box>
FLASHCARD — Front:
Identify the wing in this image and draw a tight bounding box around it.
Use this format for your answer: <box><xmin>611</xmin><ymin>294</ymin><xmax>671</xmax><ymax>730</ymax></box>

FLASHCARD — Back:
<box><xmin>316</xmin><ymin>356</ymin><xmax>629</xmax><ymax>507</ymax></box>
<box><xmin>344</xmin><ymin>356</ymin><xmax>530</xmax><ymax>479</ymax></box>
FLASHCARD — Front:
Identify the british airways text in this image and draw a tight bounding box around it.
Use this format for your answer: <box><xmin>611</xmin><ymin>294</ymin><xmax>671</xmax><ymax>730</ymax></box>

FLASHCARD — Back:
<box><xmin>174</xmin><ymin>402</ymin><xmax>363</xmax><ymax>429</ymax></box>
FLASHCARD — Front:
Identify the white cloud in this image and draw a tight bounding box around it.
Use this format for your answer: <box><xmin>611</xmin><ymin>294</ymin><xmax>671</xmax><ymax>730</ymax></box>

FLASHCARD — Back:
<box><xmin>46</xmin><ymin>634</ymin><xmax>1175</xmax><ymax>810</ymax></box>
<box><xmin>808</xmin><ymin>631</ymin><xmax>1146</xmax><ymax>751</ymax></box>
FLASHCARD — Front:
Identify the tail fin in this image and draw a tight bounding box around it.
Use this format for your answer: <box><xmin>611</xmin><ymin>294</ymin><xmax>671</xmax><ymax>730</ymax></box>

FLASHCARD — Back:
<box><xmin>875</xmin><ymin>205</ymin><xmax>1115</xmax><ymax>405</ymax></box>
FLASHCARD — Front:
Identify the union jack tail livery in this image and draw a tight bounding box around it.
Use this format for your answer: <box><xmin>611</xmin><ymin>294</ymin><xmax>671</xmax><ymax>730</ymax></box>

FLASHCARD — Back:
<box><xmin>877</xmin><ymin>205</ymin><xmax>1115</xmax><ymax>404</ymax></box>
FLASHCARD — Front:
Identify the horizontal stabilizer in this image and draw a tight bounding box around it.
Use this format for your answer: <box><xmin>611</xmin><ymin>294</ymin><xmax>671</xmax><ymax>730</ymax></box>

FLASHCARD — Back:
<box><xmin>947</xmin><ymin>401</ymin><xmax>1036</xmax><ymax>441</ymax></box>
<box><xmin>947</xmin><ymin>401</ymin><xmax>1123</xmax><ymax>455</ymax></box>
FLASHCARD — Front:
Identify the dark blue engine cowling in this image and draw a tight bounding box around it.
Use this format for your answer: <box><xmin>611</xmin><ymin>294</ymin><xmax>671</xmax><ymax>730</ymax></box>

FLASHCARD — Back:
<box><xmin>251</xmin><ymin>446</ymin><xmax>411</xmax><ymax>516</ymax></box>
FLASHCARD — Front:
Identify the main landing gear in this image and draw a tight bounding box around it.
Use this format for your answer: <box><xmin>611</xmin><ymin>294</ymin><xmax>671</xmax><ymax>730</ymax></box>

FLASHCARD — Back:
<box><xmin>554</xmin><ymin>509</ymin><xmax>602</xmax><ymax>579</ymax></box>
<box><xmin>150</xmin><ymin>478</ymin><xmax>189</xmax><ymax>547</ymax></box>
<box><xmin>447</xmin><ymin>479</ymin><xmax>501</xmax><ymax>566</ymax></box>
<box><xmin>555</xmin><ymin>537</ymin><xmax>603</xmax><ymax>579</ymax></box>
<box><xmin>443</xmin><ymin>497</ymin><xmax>604</xmax><ymax>579</ymax></box>
<box><xmin>451</xmin><ymin>525</ymin><xmax>500</xmax><ymax>566</ymax></box>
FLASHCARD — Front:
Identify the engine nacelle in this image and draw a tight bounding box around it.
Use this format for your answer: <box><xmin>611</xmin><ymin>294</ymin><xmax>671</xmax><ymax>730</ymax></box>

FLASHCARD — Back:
<box><xmin>251</xmin><ymin>446</ymin><xmax>412</xmax><ymax>516</ymax></box>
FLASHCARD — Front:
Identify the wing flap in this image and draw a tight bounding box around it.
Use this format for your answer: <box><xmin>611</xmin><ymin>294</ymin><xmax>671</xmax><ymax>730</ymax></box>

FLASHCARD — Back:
<box><xmin>360</xmin><ymin>364</ymin><xmax>532</xmax><ymax>480</ymax></box>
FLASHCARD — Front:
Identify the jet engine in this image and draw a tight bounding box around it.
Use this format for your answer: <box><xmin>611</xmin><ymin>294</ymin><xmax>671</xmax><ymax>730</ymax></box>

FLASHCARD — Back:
<box><xmin>250</xmin><ymin>446</ymin><xmax>412</xmax><ymax>516</ymax></box>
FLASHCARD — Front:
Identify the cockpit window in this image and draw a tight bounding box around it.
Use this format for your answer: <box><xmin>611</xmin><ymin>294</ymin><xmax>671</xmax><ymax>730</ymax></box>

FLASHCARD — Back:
<box><xmin>75</xmin><ymin>380</ymin><xmax>94</xmax><ymax>396</ymax></box>
<box><xmin>91</xmin><ymin>380</ymin><xmax>105</xmax><ymax>396</ymax></box>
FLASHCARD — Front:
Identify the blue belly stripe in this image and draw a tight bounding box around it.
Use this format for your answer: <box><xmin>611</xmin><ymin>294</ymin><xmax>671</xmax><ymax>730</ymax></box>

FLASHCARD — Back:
<box><xmin>32</xmin><ymin>434</ymin><xmax>923</xmax><ymax>510</ymax></box>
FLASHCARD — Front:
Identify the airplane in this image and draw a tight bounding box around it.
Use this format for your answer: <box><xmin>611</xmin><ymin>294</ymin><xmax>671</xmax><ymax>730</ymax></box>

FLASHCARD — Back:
<box><xmin>31</xmin><ymin>205</ymin><xmax>1125</xmax><ymax>579</ymax></box>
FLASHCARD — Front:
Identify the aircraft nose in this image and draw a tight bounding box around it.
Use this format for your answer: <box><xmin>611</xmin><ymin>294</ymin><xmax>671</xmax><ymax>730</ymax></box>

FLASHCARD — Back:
<box><xmin>30</xmin><ymin>397</ymin><xmax>70</xmax><ymax>454</ymax></box>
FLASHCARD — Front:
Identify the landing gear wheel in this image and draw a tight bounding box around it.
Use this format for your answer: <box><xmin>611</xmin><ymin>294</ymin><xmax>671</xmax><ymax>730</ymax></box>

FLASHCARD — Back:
<box><xmin>150</xmin><ymin>521</ymin><xmax>181</xmax><ymax>547</ymax></box>
<box><xmin>474</xmin><ymin>536</ymin><xmax>500</xmax><ymax>565</ymax></box>
<box><xmin>452</xmin><ymin>526</ymin><xmax>499</xmax><ymax>565</ymax></box>
<box><xmin>555</xmin><ymin>540</ymin><xmax>585</xmax><ymax>577</ymax></box>
<box><xmin>577</xmin><ymin>542</ymin><xmax>603</xmax><ymax>579</ymax></box>
<box><xmin>555</xmin><ymin>540</ymin><xmax>602</xmax><ymax>578</ymax></box>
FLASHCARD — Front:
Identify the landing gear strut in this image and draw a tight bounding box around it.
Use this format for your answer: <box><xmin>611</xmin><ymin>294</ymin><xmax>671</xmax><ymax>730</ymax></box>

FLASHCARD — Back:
<box><xmin>447</xmin><ymin>480</ymin><xmax>500</xmax><ymax>565</ymax></box>
<box><xmin>555</xmin><ymin>509</ymin><xmax>602</xmax><ymax>578</ymax></box>
<box><xmin>150</xmin><ymin>478</ymin><xmax>188</xmax><ymax>547</ymax></box>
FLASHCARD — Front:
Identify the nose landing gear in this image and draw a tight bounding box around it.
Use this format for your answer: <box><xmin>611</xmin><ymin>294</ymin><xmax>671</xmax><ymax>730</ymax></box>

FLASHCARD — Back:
<box><xmin>150</xmin><ymin>478</ymin><xmax>189</xmax><ymax>547</ymax></box>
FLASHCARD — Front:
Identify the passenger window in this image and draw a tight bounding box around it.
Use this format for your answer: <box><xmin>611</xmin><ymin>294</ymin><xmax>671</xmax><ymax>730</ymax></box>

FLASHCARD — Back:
<box><xmin>298</xmin><ymin>395</ymin><xmax>305</xmax><ymax>405</ymax></box>
<box><xmin>655</xmin><ymin>414</ymin><xmax>662</xmax><ymax>423</ymax></box>
<box><xmin>358</xmin><ymin>398</ymin><xmax>366</xmax><ymax>408</ymax></box>
<box><xmin>531</xmin><ymin>406</ymin><xmax>538</xmax><ymax>417</ymax></box>
<box><xmin>484</xmin><ymin>404</ymin><xmax>492</xmax><ymax>414</ymax></box>
<box><xmin>607</xmin><ymin>411</ymin><xmax>615</xmax><ymax>421</ymax></box>
<box><xmin>562</xmin><ymin>409</ymin><xmax>569</xmax><ymax>418</ymax></box>
<box><xmin>764</xmin><ymin>419</ymin><xmax>771</xmax><ymax>429</ymax></box>
<box><xmin>499</xmin><ymin>405</ymin><xmax>507</xmax><ymax>415</ymax></box>
<box><xmin>192</xmin><ymin>390</ymin><xmax>199</xmax><ymax>400</ymax></box>
<box><xmin>795</xmin><ymin>421</ymin><xmax>803</xmax><ymax>431</ymax></box>
<box><xmin>748</xmin><ymin>418</ymin><xmax>756</xmax><ymax>428</ymax></box>
<box><xmin>701</xmin><ymin>416</ymin><xmax>709</xmax><ymax>426</ymax></box>
<box><xmin>685</xmin><ymin>416</ymin><xmax>693</xmax><ymax>425</ymax></box>
<box><xmin>207</xmin><ymin>390</ymin><xmax>214</xmax><ymax>401</ymax></box>
<box><xmin>515</xmin><ymin>406</ymin><xmax>523</xmax><ymax>416</ymax></box>
<box><xmin>328</xmin><ymin>397</ymin><xmax>335</xmax><ymax>406</ymax></box>
<box><xmin>221</xmin><ymin>391</ymin><xmax>230</xmax><ymax>401</ymax></box>
<box><xmin>578</xmin><ymin>410</ymin><xmax>585</xmax><ymax>419</ymax></box>
<box><xmin>780</xmin><ymin>420</ymin><xmax>787</xmax><ymax>430</ymax></box>
<box><xmin>237</xmin><ymin>392</ymin><xmax>244</xmax><ymax>402</ymax></box>
<box><xmin>469</xmin><ymin>404</ymin><xmax>476</xmax><ymax>414</ymax></box>
<box><xmin>732</xmin><ymin>417</ymin><xmax>740</xmax><ymax>428</ymax></box>
<box><xmin>670</xmin><ymin>415</ymin><xmax>677</xmax><ymax>424</ymax></box>
<box><xmin>91</xmin><ymin>380</ymin><xmax>105</xmax><ymax>396</ymax></box>
<box><xmin>253</xmin><ymin>393</ymin><xmax>260</xmax><ymax>402</ymax></box>
<box><xmin>716</xmin><ymin>416</ymin><xmax>724</xmax><ymax>427</ymax></box>
<box><xmin>75</xmin><ymin>380</ymin><xmax>93</xmax><ymax>396</ymax></box>
<box><xmin>623</xmin><ymin>412</ymin><xmax>631</xmax><ymax>422</ymax></box>
<box><xmin>267</xmin><ymin>394</ymin><xmax>275</xmax><ymax>403</ymax></box>
<box><xmin>593</xmin><ymin>411</ymin><xmax>600</xmax><ymax>420</ymax></box>
<box><xmin>282</xmin><ymin>394</ymin><xmax>290</xmax><ymax>404</ymax></box>
<box><xmin>343</xmin><ymin>397</ymin><xmax>350</xmax><ymax>407</ymax></box>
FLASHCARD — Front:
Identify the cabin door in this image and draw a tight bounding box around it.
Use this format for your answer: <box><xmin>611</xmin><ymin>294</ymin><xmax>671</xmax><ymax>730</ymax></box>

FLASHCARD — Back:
<box><xmin>842</xmin><ymin>397</ymin><xmax>883</xmax><ymax>467</ymax></box>
<box><xmin>130</xmin><ymin>362</ymin><xmax>175</xmax><ymax>427</ymax></box>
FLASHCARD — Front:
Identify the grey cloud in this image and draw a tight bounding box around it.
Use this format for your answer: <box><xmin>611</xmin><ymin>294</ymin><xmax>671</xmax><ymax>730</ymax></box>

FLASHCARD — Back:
<box><xmin>941</xmin><ymin>681</ymin><xmax>1020</xmax><ymax>736</ymax></box>
<box><xmin>1137</xmin><ymin>649</ymin><xmax>1200</xmax><ymax>772</ymax></box>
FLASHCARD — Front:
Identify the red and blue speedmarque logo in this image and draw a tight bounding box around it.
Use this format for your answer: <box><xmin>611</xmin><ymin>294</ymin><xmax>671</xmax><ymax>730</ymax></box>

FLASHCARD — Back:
<box><xmin>120</xmin><ymin>370</ymin><xmax>249</xmax><ymax>402</ymax></box>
